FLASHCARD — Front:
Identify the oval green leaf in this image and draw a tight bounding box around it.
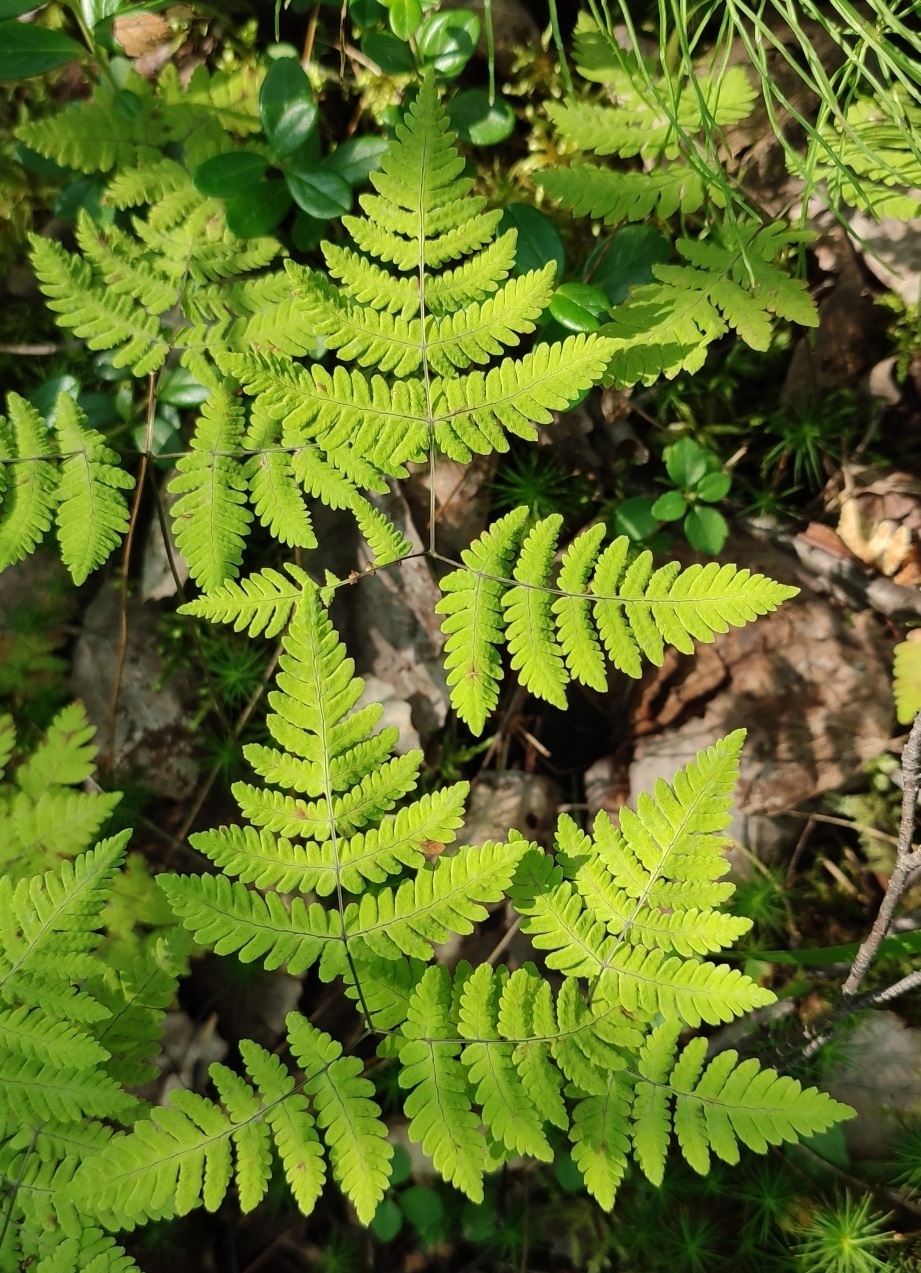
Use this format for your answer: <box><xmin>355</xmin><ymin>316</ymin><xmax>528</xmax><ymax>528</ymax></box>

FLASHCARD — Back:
<box><xmin>291</xmin><ymin>209</ymin><xmax>326</xmax><ymax>252</ymax></box>
<box><xmin>613</xmin><ymin>496</ymin><xmax>659</xmax><ymax>542</ymax></box>
<box><xmin>696</xmin><ymin>470</ymin><xmax>732</xmax><ymax>502</ymax></box>
<box><xmin>386</xmin><ymin>0</ymin><xmax>422</xmax><ymax>40</ymax></box>
<box><xmin>322</xmin><ymin>135</ymin><xmax>388</xmax><ymax>185</ymax></box>
<box><xmin>417</xmin><ymin>9</ymin><xmax>479</xmax><ymax>79</ymax></box>
<box><xmin>224</xmin><ymin>179</ymin><xmax>292</xmax><ymax>238</ymax></box>
<box><xmin>550</xmin><ymin>281</ymin><xmax>609</xmax><ymax>332</ymax></box>
<box><xmin>259</xmin><ymin>58</ymin><xmax>318</xmax><ymax>160</ymax></box>
<box><xmin>684</xmin><ymin>504</ymin><xmax>729</xmax><ymax>555</ymax></box>
<box><xmin>0</xmin><ymin>0</ymin><xmax>44</xmax><ymax>16</ymax></box>
<box><xmin>0</xmin><ymin>21</ymin><xmax>83</xmax><ymax>79</ymax></box>
<box><xmin>361</xmin><ymin>30</ymin><xmax>416</xmax><ymax>73</ymax></box>
<box><xmin>498</xmin><ymin>203</ymin><xmax>564</xmax><ymax>278</ymax></box>
<box><xmin>194</xmin><ymin>152</ymin><xmax>269</xmax><ymax>198</ymax></box>
<box><xmin>286</xmin><ymin>168</ymin><xmax>353</xmax><ymax>218</ymax></box>
<box><xmin>665</xmin><ymin>436</ymin><xmax>710</xmax><ymax>489</ymax></box>
<box><xmin>449</xmin><ymin>89</ymin><xmax>515</xmax><ymax>146</ymax></box>
<box><xmin>349</xmin><ymin>0</ymin><xmax>388</xmax><ymax>29</ymax></box>
<box><xmin>369</xmin><ymin>1198</ymin><xmax>403</xmax><ymax>1242</ymax></box>
<box><xmin>651</xmin><ymin>490</ymin><xmax>688</xmax><ymax>522</ymax></box>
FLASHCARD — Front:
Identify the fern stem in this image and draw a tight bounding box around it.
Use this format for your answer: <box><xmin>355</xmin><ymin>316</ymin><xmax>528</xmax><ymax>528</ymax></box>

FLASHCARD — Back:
<box><xmin>547</xmin><ymin>0</ymin><xmax>574</xmax><ymax>96</ymax></box>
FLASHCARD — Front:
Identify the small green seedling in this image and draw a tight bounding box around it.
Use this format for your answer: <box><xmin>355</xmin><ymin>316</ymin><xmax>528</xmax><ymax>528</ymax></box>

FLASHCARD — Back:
<box><xmin>652</xmin><ymin>436</ymin><xmax>731</xmax><ymax>555</ymax></box>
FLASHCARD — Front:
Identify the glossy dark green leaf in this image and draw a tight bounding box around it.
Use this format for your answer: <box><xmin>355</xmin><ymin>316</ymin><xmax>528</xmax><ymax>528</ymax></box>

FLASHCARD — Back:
<box><xmin>157</xmin><ymin>367</ymin><xmax>211</xmax><ymax>408</ymax></box>
<box><xmin>16</xmin><ymin>142</ymin><xmax>72</xmax><ymax>178</ymax></box>
<box><xmin>224</xmin><ymin>179</ymin><xmax>291</xmax><ymax>238</ymax></box>
<box><xmin>0</xmin><ymin>21</ymin><xmax>83</xmax><ymax>79</ymax></box>
<box><xmin>386</xmin><ymin>0</ymin><xmax>421</xmax><ymax>40</ymax></box>
<box><xmin>81</xmin><ymin>0</ymin><xmax>121</xmax><ymax>25</ymax></box>
<box><xmin>696</xmin><ymin>470</ymin><xmax>732</xmax><ymax>502</ymax></box>
<box><xmin>322</xmin><ymin>135</ymin><xmax>388</xmax><ymax>186</ymax></box>
<box><xmin>349</xmin><ymin>0</ymin><xmax>388</xmax><ymax>28</ymax></box>
<box><xmin>291</xmin><ymin>209</ymin><xmax>326</xmax><ymax>252</ymax></box>
<box><xmin>651</xmin><ymin>490</ymin><xmax>688</xmax><ymax>521</ymax></box>
<box><xmin>53</xmin><ymin>174</ymin><xmax>109</xmax><ymax>223</ymax></box>
<box><xmin>417</xmin><ymin>9</ymin><xmax>479</xmax><ymax>79</ymax></box>
<box><xmin>549</xmin><ymin>282</ymin><xmax>609</xmax><ymax>332</ymax></box>
<box><xmin>584</xmin><ymin>224</ymin><xmax>671</xmax><ymax>305</ymax></box>
<box><xmin>286</xmin><ymin>168</ymin><xmax>353</xmax><ymax>218</ymax></box>
<box><xmin>684</xmin><ymin>504</ymin><xmax>728</xmax><ymax>555</ymax></box>
<box><xmin>449</xmin><ymin>89</ymin><xmax>515</xmax><ymax>146</ymax></box>
<box><xmin>497</xmin><ymin>203</ymin><xmax>564</xmax><ymax>278</ymax></box>
<box><xmin>259</xmin><ymin>58</ymin><xmax>318</xmax><ymax>160</ymax></box>
<box><xmin>0</xmin><ymin>0</ymin><xmax>42</xmax><ymax>16</ymax></box>
<box><xmin>193</xmin><ymin>152</ymin><xmax>269</xmax><ymax>198</ymax></box>
<box><xmin>361</xmin><ymin>30</ymin><xmax>415</xmax><ymax>73</ymax></box>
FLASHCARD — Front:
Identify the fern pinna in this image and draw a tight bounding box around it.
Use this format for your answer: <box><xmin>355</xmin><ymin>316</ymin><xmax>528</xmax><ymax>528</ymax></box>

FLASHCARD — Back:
<box><xmin>63</xmin><ymin>586</ymin><xmax>850</xmax><ymax>1234</ymax></box>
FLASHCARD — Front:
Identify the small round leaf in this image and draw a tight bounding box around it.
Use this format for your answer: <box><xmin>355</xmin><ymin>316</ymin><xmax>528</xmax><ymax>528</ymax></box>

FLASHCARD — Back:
<box><xmin>286</xmin><ymin>168</ymin><xmax>353</xmax><ymax>218</ymax></box>
<box><xmin>259</xmin><ymin>58</ymin><xmax>318</xmax><ymax>160</ymax></box>
<box><xmin>651</xmin><ymin>490</ymin><xmax>688</xmax><ymax>521</ymax></box>
<box><xmin>665</xmin><ymin>436</ymin><xmax>710</xmax><ymax>489</ymax></box>
<box><xmin>684</xmin><ymin>505</ymin><xmax>729</xmax><ymax>555</ymax></box>
<box><xmin>224</xmin><ymin>180</ymin><xmax>292</xmax><ymax>238</ymax></box>
<box><xmin>613</xmin><ymin>496</ymin><xmax>659</xmax><ymax>542</ymax></box>
<box><xmin>584</xmin><ymin>224</ymin><xmax>671</xmax><ymax>305</ymax></box>
<box><xmin>349</xmin><ymin>0</ymin><xmax>388</xmax><ymax>27</ymax></box>
<box><xmin>550</xmin><ymin>281</ymin><xmax>609</xmax><ymax>332</ymax></box>
<box><xmin>416</xmin><ymin>9</ymin><xmax>479</xmax><ymax>79</ymax></box>
<box><xmin>369</xmin><ymin>1198</ymin><xmax>403</xmax><ymax>1241</ymax></box>
<box><xmin>449</xmin><ymin>89</ymin><xmax>515</xmax><ymax>146</ymax></box>
<box><xmin>193</xmin><ymin>152</ymin><xmax>269</xmax><ymax>198</ymax></box>
<box><xmin>695</xmin><ymin>470</ymin><xmax>732</xmax><ymax>502</ymax></box>
<box><xmin>497</xmin><ymin>203</ymin><xmax>564</xmax><ymax>277</ymax></box>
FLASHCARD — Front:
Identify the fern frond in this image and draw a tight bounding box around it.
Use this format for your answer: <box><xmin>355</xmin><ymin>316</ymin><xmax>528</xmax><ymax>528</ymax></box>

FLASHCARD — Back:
<box><xmin>353</xmin><ymin>499</ymin><xmax>413</xmax><ymax>566</ymax></box>
<box><xmin>436</xmin><ymin>506</ymin><xmax>529</xmax><ymax>733</ymax></box>
<box><xmin>569</xmin><ymin>1073</ymin><xmax>632</xmax><ymax>1209</ymax></box>
<box><xmin>399</xmin><ymin>964</ymin><xmax>486</xmax><ymax>1201</ymax></box>
<box><xmin>287</xmin><ymin>1014</ymin><xmax>392</xmax><ymax>1223</ymax></box>
<box><xmin>243</xmin><ymin>411</ymin><xmax>317</xmax><ymax>550</ymax></box>
<box><xmin>0</xmin><ymin>393</ymin><xmax>59</xmax><ymax>571</ymax></box>
<box><xmin>74</xmin><ymin>211</ymin><xmax>180</xmax><ymax>314</ymax></box>
<box><xmin>53</xmin><ymin>393</ymin><xmax>135</xmax><ymax>585</ymax></box>
<box><xmin>178</xmin><ymin>562</ymin><xmax>313</xmax><ymax>638</ymax></box>
<box><xmin>16</xmin><ymin>79</ymin><xmax>166</xmax><ymax>173</ymax></box>
<box><xmin>631</xmin><ymin>1024</ymin><xmax>854</xmax><ymax>1182</ymax></box>
<box><xmin>15</xmin><ymin>703</ymin><xmax>98</xmax><ymax>798</ymax></box>
<box><xmin>29</xmin><ymin>236</ymin><xmax>169</xmax><ymax>376</ymax></box>
<box><xmin>169</xmin><ymin>386</ymin><xmax>252</xmax><ymax>590</ymax></box>
<box><xmin>536</xmin><ymin>164</ymin><xmax>709</xmax><ymax>224</ymax></box>
<box><xmin>105</xmin><ymin>158</ymin><xmax>192</xmax><ymax>209</ymax></box>
<box><xmin>439</xmin><ymin>514</ymin><xmax>798</xmax><ymax>727</ymax></box>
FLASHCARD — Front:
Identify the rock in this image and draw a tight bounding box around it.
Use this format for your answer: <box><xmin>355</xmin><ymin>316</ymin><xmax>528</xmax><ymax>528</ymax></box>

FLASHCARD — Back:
<box><xmin>71</xmin><ymin>584</ymin><xmax>199</xmax><ymax>799</ymax></box>
<box><xmin>591</xmin><ymin>533</ymin><xmax>894</xmax><ymax>858</ymax></box>
<box><xmin>848</xmin><ymin>213</ymin><xmax>921</xmax><ymax>308</ymax></box>
<box><xmin>141</xmin><ymin>474</ymin><xmax>190</xmax><ymax>602</ymax></box>
<box><xmin>356</xmin><ymin>675</ymin><xmax>421</xmax><ymax>755</ymax></box>
<box><xmin>823</xmin><ymin>1010</ymin><xmax>921</xmax><ymax>1160</ymax></box>
<box><xmin>344</xmin><ymin>486</ymin><xmax>450</xmax><ymax>745</ymax></box>
<box><xmin>403</xmin><ymin>454</ymin><xmax>496</xmax><ymax>564</ymax></box>
<box><xmin>459</xmin><ymin>770</ymin><xmax>561</xmax><ymax>847</ymax></box>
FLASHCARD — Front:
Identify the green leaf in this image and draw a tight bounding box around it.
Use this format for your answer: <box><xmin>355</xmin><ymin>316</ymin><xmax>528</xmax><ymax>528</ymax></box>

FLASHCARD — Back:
<box><xmin>0</xmin><ymin>21</ymin><xmax>84</xmax><ymax>79</ymax></box>
<box><xmin>612</xmin><ymin>495</ymin><xmax>659</xmax><ymax>541</ymax></box>
<box><xmin>370</xmin><ymin>1198</ymin><xmax>403</xmax><ymax>1240</ymax></box>
<box><xmin>498</xmin><ymin>203</ymin><xmax>564</xmax><ymax>278</ymax></box>
<box><xmin>550</xmin><ymin>282</ymin><xmax>609</xmax><ymax>333</ymax></box>
<box><xmin>417</xmin><ymin>9</ymin><xmax>479</xmax><ymax>79</ymax></box>
<box><xmin>286</xmin><ymin>169</ymin><xmax>353</xmax><ymax>219</ymax></box>
<box><xmin>386</xmin><ymin>0</ymin><xmax>422</xmax><ymax>40</ymax></box>
<box><xmin>323</xmin><ymin>136</ymin><xmax>388</xmax><ymax>186</ymax></box>
<box><xmin>361</xmin><ymin>30</ymin><xmax>416</xmax><ymax>73</ymax></box>
<box><xmin>193</xmin><ymin>152</ymin><xmax>270</xmax><ymax>198</ymax></box>
<box><xmin>651</xmin><ymin>490</ymin><xmax>688</xmax><ymax>522</ymax></box>
<box><xmin>684</xmin><ymin>505</ymin><xmax>729</xmax><ymax>555</ymax></box>
<box><xmin>585</xmin><ymin>225</ymin><xmax>671</xmax><ymax>305</ymax></box>
<box><xmin>665</xmin><ymin>437</ymin><xmax>710</xmax><ymax>489</ymax></box>
<box><xmin>0</xmin><ymin>0</ymin><xmax>42</xmax><ymax>16</ymax></box>
<box><xmin>449</xmin><ymin>90</ymin><xmax>515</xmax><ymax>146</ymax></box>
<box><xmin>260</xmin><ymin>58</ymin><xmax>318</xmax><ymax>160</ymax></box>
<box><xmin>292</xmin><ymin>210</ymin><xmax>326</xmax><ymax>252</ymax></box>
<box><xmin>349</xmin><ymin>0</ymin><xmax>388</xmax><ymax>28</ymax></box>
<box><xmin>225</xmin><ymin>180</ymin><xmax>292</xmax><ymax>238</ymax></box>
<box><xmin>696</xmin><ymin>471</ymin><xmax>731</xmax><ymax>502</ymax></box>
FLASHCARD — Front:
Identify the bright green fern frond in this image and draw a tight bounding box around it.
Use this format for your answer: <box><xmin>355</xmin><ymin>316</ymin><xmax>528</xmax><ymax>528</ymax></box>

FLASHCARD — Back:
<box><xmin>631</xmin><ymin>1024</ymin><xmax>853</xmax><ymax>1182</ymax></box>
<box><xmin>29</xmin><ymin>236</ymin><xmax>169</xmax><ymax>376</ymax></box>
<box><xmin>179</xmin><ymin>562</ymin><xmax>313</xmax><ymax>638</ymax></box>
<box><xmin>399</xmin><ymin>964</ymin><xmax>486</xmax><ymax>1201</ymax></box>
<box><xmin>74</xmin><ymin>211</ymin><xmax>181</xmax><ymax>314</ymax></box>
<box><xmin>287</xmin><ymin>1013</ymin><xmax>392</xmax><ymax>1223</ymax></box>
<box><xmin>602</xmin><ymin>223</ymin><xmax>818</xmax><ymax>383</ymax></box>
<box><xmin>439</xmin><ymin>514</ymin><xmax>797</xmax><ymax>727</ymax></box>
<box><xmin>536</xmin><ymin>164</ymin><xmax>709</xmax><ymax>224</ymax></box>
<box><xmin>437</xmin><ymin>506</ymin><xmax>529</xmax><ymax>733</ymax></box>
<box><xmin>53</xmin><ymin>393</ymin><xmax>135</xmax><ymax>585</ymax></box>
<box><xmin>16</xmin><ymin>78</ymin><xmax>166</xmax><ymax>173</ymax></box>
<box><xmin>0</xmin><ymin>393</ymin><xmax>59</xmax><ymax>572</ymax></box>
<box><xmin>243</xmin><ymin>410</ymin><xmax>317</xmax><ymax>550</ymax></box>
<box><xmin>169</xmin><ymin>385</ymin><xmax>252</xmax><ymax>590</ymax></box>
<box><xmin>569</xmin><ymin>1072</ymin><xmax>632</xmax><ymax>1209</ymax></box>
<box><xmin>353</xmin><ymin>499</ymin><xmax>413</xmax><ymax>566</ymax></box>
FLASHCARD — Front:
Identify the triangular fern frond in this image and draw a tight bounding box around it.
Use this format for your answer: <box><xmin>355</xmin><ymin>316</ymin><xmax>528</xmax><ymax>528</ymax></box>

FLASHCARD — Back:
<box><xmin>178</xmin><ymin>562</ymin><xmax>314</xmax><ymax>638</ymax></box>
<box><xmin>536</xmin><ymin>164</ymin><xmax>710</xmax><ymax>225</ymax></box>
<box><xmin>438</xmin><ymin>512</ymin><xmax>798</xmax><ymax>729</ymax></box>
